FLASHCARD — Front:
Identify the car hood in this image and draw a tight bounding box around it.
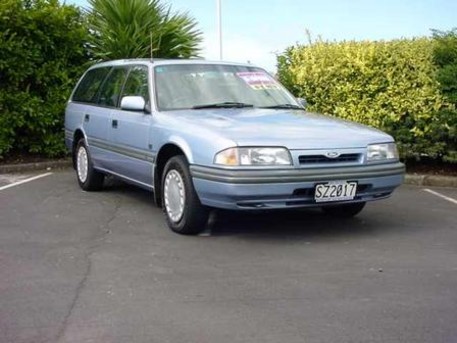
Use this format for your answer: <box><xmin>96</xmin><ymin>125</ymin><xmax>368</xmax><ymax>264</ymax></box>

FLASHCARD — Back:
<box><xmin>163</xmin><ymin>108</ymin><xmax>393</xmax><ymax>149</ymax></box>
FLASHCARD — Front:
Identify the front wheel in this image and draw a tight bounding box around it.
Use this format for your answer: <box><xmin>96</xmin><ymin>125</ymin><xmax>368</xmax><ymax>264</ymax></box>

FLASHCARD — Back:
<box><xmin>161</xmin><ymin>155</ymin><xmax>209</xmax><ymax>235</ymax></box>
<box><xmin>321</xmin><ymin>202</ymin><xmax>366</xmax><ymax>218</ymax></box>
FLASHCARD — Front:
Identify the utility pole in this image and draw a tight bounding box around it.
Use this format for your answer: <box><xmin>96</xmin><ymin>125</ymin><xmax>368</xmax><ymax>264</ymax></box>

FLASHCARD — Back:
<box><xmin>217</xmin><ymin>0</ymin><xmax>223</xmax><ymax>60</ymax></box>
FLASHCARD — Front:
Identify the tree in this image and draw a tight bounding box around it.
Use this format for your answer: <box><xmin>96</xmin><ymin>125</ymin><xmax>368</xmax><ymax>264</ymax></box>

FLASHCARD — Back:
<box><xmin>87</xmin><ymin>0</ymin><xmax>203</xmax><ymax>60</ymax></box>
<box><xmin>0</xmin><ymin>0</ymin><xmax>91</xmax><ymax>157</ymax></box>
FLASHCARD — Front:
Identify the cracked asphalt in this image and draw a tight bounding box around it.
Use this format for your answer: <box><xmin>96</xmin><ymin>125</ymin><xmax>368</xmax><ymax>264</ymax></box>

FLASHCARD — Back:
<box><xmin>1</xmin><ymin>170</ymin><xmax>456</xmax><ymax>343</ymax></box>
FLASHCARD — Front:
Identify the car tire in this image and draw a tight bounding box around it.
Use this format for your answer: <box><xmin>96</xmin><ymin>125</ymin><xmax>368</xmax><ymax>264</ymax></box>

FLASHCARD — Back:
<box><xmin>161</xmin><ymin>155</ymin><xmax>209</xmax><ymax>235</ymax></box>
<box><xmin>321</xmin><ymin>202</ymin><xmax>366</xmax><ymax>218</ymax></box>
<box><xmin>75</xmin><ymin>139</ymin><xmax>104</xmax><ymax>191</ymax></box>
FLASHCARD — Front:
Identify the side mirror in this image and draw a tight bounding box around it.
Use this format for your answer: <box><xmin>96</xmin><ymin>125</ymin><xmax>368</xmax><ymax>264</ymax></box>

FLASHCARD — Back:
<box><xmin>297</xmin><ymin>97</ymin><xmax>307</xmax><ymax>108</ymax></box>
<box><xmin>120</xmin><ymin>96</ymin><xmax>147</xmax><ymax>112</ymax></box>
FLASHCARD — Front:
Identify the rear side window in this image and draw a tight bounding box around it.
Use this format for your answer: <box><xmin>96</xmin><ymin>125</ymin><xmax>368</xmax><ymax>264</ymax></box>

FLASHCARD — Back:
<box><xmin>97</xmin><ymin>67</ymin><xmax>129</xmax><ymax>107</ymax></box>
<box><xmin>72</xmin><ymin>67</ymin><xmax>110</xmax><ymax>104</ymax></box>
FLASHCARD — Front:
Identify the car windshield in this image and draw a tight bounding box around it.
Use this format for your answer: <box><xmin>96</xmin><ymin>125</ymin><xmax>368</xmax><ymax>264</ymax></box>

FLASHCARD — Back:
<box><xmin>154</xmin><ymin>64</ymin><xmax>299</xmax><ymax>111</ymax></box>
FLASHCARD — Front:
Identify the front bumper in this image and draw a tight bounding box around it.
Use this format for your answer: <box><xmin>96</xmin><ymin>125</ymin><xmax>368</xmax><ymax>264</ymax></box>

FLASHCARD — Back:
<box><xmin>190</xmin><ymin>162</ymin><xmax>405</xmax><ymax>210</ymax></box>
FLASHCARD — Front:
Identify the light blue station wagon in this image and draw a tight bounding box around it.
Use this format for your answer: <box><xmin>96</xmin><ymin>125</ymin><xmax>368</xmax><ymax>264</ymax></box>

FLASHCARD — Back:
<box><xmin>65</xmin><ymin>59</ymin><xmax>405</xmax><ymax>234</ymax></box>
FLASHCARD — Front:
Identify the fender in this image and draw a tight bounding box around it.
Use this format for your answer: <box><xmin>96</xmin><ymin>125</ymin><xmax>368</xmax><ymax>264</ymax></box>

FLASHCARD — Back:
<box><xmin>165</xmin><ymin>135</ymin><xmax>194</xmax><ymax>163</ymax></box>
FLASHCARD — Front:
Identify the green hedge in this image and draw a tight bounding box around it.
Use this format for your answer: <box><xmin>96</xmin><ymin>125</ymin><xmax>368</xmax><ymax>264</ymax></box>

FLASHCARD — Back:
<box><xmin>432</xmin><ymin>29</ymin><xmax>457</xmax><ymax>162</ymax></box>
<box><xmin>278</xmin><ymin>36</ymin><xmax>456</xmax><ymax>162</ymax></box>
<box><xmin>0</xmin><ymin>0</ymin><xmax>90</xmax><ymax>158</ymax></box>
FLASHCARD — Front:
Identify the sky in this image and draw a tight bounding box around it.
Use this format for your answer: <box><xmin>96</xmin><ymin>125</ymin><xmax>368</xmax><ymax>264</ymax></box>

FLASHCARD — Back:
<box><xmin>68</xmin><ymin>0</ymin><xmax>457</xmax><ymax>71</ymax></box>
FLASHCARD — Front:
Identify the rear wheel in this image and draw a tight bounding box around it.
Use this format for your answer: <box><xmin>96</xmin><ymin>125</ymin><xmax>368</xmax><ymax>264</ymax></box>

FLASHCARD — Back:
<box><xmin>161</xmin><ymin>155</ymin><xmax>208</xmax><ymax>235</ymax></box>
<box><xmin>321</xmin><ymin>202</ymin><xmax>366</xmax><ymax>218</ymax></box>
<box><xmin>75</xmin><ymin>139</ymin><xmax>104</xmax><ymax>191</ymax></box>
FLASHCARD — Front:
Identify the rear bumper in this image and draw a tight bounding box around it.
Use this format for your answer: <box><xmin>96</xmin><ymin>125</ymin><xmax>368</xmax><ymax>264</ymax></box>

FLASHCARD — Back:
<box><xmin>190</xmin><ymin>162</ymin><xmax>405</xmax><ymax>210</ymax></box>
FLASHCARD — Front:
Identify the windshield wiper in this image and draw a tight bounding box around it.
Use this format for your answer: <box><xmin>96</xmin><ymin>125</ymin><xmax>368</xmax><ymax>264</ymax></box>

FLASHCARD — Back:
<box><xmin>259</xmin><ymin>104</ymin><xmax>304</xmax><ymax>110</ymax></box>
<box><xmin>192</xmin><ymin>102</ymin><xmax>254</xmax><ymax>109</ymax></box>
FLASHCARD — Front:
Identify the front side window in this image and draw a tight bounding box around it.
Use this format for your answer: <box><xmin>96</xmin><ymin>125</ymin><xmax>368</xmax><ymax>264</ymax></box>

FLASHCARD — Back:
<box><xmin>97</xmin><ymin>67</ymin><xmax>129</xmax><ymax>107</ymax></box>
<box><xmin>122</xmin><ymin>65</ymin><xmax>149</xmax><ymax>102</ymax></box>
<box><xmin>154</xmin><ymin>64</ymin><xmax>297</xmax><ymax>111</ymax></box>
<box><xmin>72</xmin><ymin>67</ymin><xmax>110</xmax><ymax>104</ymax></box>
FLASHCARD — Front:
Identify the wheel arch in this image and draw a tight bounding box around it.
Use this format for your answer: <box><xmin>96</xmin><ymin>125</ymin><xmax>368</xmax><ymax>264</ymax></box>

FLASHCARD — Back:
<box><xmin>154</xmin><ymin>142</ymin><xmax>191</xmax><ymax>207</ymax></box>
<box><xmin>72</xmin><ymin>129</ymin><xmax>87</xmax><ymax>169</ymax></box>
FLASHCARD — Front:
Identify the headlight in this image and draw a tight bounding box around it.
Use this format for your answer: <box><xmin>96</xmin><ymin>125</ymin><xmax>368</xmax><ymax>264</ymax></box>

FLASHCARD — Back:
<box><xmin>367</xmin><ymin>143</ymin><xmax>399</xmax><ymax>162</ymax></box>
<box><xmin>214</xmin><ymin>147</ymin><xmax>292</xmax><ymax>166</ymax></box>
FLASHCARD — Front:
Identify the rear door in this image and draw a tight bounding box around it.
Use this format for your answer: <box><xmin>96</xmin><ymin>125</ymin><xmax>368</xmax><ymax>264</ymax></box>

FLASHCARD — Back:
<box><xmin>69</xmin><ymin>67</ymin><xmax>111</xmax><ymax>168</ymax></box>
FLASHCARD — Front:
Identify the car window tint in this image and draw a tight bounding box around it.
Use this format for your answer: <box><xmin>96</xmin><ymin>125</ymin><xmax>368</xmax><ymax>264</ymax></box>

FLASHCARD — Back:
<box><xmin>72</xmin><ymin>67</ymin><xmax>110</xmax><ymax>104</ymax></box>
<box><xmin>97</xmin><ymin>67</ymin><xmax>128</xmax><ymax>107</ymax></box>
<box><xmin>122</xmin><ymin>66</ymin><xmax>149</xmax><ymax>102</ymax></box>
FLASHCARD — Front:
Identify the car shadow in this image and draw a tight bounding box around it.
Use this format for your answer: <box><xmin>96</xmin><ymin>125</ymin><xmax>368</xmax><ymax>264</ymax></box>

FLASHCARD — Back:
<box><xmin>101</xmin><ymin>178</ymin><xmax>391</xmax><ymax>241</ymax></box>
<box><xmin>206</xmin><ymin>208</ymin><xmax>380</xmax><ymax>240</ymax></box>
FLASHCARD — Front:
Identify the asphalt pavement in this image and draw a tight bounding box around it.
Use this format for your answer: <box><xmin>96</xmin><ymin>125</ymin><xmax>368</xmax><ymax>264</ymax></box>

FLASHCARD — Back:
<box><xmin>0</xmin><ymin>170</ymin><xmax>456</xmax><ymax>343</ymax></box>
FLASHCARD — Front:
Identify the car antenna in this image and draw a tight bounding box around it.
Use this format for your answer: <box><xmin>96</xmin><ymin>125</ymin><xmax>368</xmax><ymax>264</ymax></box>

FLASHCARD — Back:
<box><xmin>150</xmin><ymin>32</ymin><xmax>154</xmax><ymax>63</ymax></box>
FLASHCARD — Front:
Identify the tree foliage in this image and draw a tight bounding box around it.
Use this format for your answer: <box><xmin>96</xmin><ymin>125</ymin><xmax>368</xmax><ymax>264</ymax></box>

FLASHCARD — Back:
<box><xmin>0</xmin><ymin>0</ymin><xmax>91</xmax><ymax>157</ymax></box>
<box><xmin>277</xmin><ymin>36</ymin><xmax>456</xmax><ymax>162</ymax></box>
<box><xmin>431</xmin><ymin>29</ymin><xmax>457</xmax><ymax>162</ymax></box>
<box><xmin>87</xmin><ymin>0</ymin><xmax>203</xmax><ymax>60</ymax></box>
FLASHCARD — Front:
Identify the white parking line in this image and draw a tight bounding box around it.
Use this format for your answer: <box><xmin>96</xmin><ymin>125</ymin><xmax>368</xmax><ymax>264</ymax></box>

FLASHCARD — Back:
<box><xmin>423</xmin><ymin>188</ymin><xmax>457</xmax><ymax>205</ymax></box>
<box><xmin>0</xmin><ymin>172</ymin><xmax>53</xmax><ymax>191</ymax></box>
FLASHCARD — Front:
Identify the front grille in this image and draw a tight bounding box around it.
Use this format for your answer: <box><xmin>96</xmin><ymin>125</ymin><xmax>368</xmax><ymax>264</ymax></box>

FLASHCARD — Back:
<box><xmin>298</xmin><ymin>153</ymin><xmax>360</xmax><ymax>165</ymax></box>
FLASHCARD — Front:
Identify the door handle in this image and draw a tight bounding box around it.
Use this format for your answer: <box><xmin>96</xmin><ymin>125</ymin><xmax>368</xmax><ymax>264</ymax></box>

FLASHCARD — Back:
<box><xmin>112</xmin><ymin>119</ymin><xmax>118</xmax><ymax>129</ymax></box>
<box><xmin>84</xmin><ymin>114</ymin><xmax>90</xmax><ymax>122</ymax></box>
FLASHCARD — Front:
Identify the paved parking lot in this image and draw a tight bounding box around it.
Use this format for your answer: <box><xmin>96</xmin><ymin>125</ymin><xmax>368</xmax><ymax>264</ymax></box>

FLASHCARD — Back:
<box><xmin>1</xmin><ymin>170</ymin><xmax>456</xmax><ymax>343</ymax></box>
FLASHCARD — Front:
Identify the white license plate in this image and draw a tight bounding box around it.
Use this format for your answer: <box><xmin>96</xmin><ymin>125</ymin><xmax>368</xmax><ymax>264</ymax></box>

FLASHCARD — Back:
<box><xmin>314</xmin><ymin>181</ymin><xmax>357</xmax><ymax>203</ymax></box>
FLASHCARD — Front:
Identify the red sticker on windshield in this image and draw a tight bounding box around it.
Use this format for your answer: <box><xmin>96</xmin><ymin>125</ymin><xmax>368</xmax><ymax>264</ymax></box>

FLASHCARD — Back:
<box><xmin>236</xmin><ymin>72</ymin><xmax>280</xmax><ymax>90</ymax></box>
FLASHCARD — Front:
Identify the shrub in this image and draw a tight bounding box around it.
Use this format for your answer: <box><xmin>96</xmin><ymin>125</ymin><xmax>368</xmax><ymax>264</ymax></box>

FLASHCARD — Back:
<box><xmin>0</xmin><ymin>0</ymin><xmax>91</xmax><ymax>158</ymax></box>
<box><xmin>431</xmin><ymin>29</ymin><xmax>457</xmax><ymax>162</ymax></box>
<box><xmin>277</xmin><ymin>36</ymin><xmax>455</xmax><ymax>162</ymax></box>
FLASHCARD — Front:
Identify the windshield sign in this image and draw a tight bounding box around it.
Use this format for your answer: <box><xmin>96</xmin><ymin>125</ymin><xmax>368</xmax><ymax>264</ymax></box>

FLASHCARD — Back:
<box><xmin>236</xmin><ymin>72</ymin><xmax>280</xmax><ymax>90</ymax></box>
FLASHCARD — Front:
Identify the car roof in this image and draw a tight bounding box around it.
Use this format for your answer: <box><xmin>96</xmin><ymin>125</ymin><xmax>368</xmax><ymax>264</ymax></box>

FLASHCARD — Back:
<box><xmin>87</xmin><ymin>58</ymin><xmax>258</xmax><ymax>70</ymax></box>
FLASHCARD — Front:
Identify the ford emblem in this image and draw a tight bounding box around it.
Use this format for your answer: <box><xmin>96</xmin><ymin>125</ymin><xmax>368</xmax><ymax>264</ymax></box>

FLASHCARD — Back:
<box><xmin>326</xmin><ymin>151</ymin><xmax>340</xmax><ymax>158</ymax></box>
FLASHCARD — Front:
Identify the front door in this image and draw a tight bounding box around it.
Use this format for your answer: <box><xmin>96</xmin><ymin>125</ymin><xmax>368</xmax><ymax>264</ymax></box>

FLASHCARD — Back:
<box><xmin>86</xmin><ymin>66</ymin><xmax>129</xmax><ymax>169</ymax></box>
<box><xmin>109</xmin><ymin>65</ymin><xmax>154</xmax><ymax>187</ymax></box>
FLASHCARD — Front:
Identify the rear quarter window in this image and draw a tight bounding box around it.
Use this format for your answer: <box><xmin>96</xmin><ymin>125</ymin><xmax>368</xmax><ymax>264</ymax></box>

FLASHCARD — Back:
<box><xmin>72</xmin><ymin>67</ymin><xmax>110</xmax><ymax>104</ymax></box>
